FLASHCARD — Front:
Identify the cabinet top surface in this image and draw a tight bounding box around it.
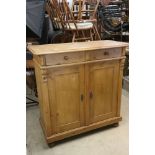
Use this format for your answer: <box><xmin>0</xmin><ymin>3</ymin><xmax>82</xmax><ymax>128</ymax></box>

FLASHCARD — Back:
<box><xmin>28</xmin><ymin>40</ymin><xmax>129</xmax><ymax>55</ymax></box>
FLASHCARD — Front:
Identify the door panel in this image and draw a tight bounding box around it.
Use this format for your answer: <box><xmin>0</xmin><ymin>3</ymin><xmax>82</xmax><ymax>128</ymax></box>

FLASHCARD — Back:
<box><xmin>48</xmin><ymin>66</ymin><xmax>85</xmax><ymax>133</ymax></box>
<box><xmin>88</xmin><ymin>61</ymin><xmax>119</xmax><ymax>124</ymax></box>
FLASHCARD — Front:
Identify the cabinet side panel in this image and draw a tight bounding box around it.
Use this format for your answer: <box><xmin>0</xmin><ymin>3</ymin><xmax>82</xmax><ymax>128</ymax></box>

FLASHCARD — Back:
<box><xmin>117</xmin><ymin>57</ymin><xmax>126</xmax><ymax>116</ymax></box>
<box><xmin>34</xmin><ymin>62</ymin><xmax>52</xmax><ymax>136</ymax></box>
<box><xmin>34</xmin><ymin>62</ymin><xmax>43</xmax><ymax>123</ymax></box>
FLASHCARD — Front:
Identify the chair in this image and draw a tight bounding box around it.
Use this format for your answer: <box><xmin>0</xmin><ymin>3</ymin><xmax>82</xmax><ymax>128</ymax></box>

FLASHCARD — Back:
<box><xmin>46</xmin><ymin>0</ymin><xmax>65</xmax><ymax>43</ymax></box>
<box><xmin>71</xmin><ymin>0</ymin><xmax>101</xmax><ymax>40</ymax></box>
<box><xmin>72</xmin><ymin>0</ymin><xmax>99</xmax><ymax>20</ymax></box>
<box><xmin>46</xmin><ymin>0</ymin><xmax>64</xmax><ymax>31</ymax></box>
<box><xmin>46</xmin><ymin>0</ymin><xmax>101</xmax><ymax>42</ymax></box>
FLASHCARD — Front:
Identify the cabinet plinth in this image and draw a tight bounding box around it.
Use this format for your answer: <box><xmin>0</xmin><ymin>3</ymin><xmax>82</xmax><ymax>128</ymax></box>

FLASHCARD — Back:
<box><xmin>28</xmin><ymin>40</ymin><xmax>128</xmax><ymax>144</ymax></box>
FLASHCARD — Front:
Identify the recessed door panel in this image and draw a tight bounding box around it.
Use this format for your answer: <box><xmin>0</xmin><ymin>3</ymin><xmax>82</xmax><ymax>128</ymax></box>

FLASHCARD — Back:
<box><xmin>88</xmin><ymin>61</ymin><xmax>119</xmax><ymax>123</ymax></box>
<box><xmin>48</xmin><ymin>66</ymin><xmax>85</xmax><ymax>133</ymax></box>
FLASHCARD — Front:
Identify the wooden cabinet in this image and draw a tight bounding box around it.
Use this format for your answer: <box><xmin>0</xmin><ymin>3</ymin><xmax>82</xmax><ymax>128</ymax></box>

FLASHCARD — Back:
<box><xmin>28</xmin><ymin>40</ymin><xmax>128</xmax><ymax>144</ymax></box>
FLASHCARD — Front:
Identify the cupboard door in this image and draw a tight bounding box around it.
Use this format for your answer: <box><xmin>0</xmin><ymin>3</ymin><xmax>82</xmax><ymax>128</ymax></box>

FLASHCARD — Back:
<box><xmin>48</xmin><ymin>65</ymin><xmax>85</xmax><ymax>133</ymax></box>
<box><xmin>88</xmin><ymin>61</ymin><xmax>119</xmax><ymax>124</ymax></box>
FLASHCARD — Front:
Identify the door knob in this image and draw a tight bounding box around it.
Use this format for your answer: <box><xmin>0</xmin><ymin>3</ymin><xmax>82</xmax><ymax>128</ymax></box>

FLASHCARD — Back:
<box><xmin>104</xmin><ymin>51</ymin><xmax>109</xmax><ymax>56</ymax></box>
<box><xmin>81</xmin><ymin>94</ymin><xmax>84</xmax><ymax>102</ymax></box>
<box><xmin>89</xmin><ymin>91</ymin><xmax>93</xmax><ymax>99</ymax></box>
<box><xmin>64</xmin><ymin>56</ymin><xmax>69</xmax><ymax>60</ymax></box>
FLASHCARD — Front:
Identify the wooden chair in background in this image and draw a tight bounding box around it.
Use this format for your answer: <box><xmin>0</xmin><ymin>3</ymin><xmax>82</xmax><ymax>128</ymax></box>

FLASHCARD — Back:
<box><xmin>46</xmin><ymin>0</ymin><xmax>66</xmax><ymax>43</ymax></box>
<box><xmin>72</xmin><ymin>0</ymin><xmax>99</xmax><ymax>20</ymax></box>
<box><xmin>46</xmin><ymin>0</ymin><xmax>64</xmax><ymax>31</ymax></box>
<box><xmin>46</xmin><ymin>0</ymin><xmax>101</xmax><ymax>42</ymax></box>
<box><xmin>71</xmin><ymin>0</ymin><xmax>101</xmax><ymax>40</ymax></box>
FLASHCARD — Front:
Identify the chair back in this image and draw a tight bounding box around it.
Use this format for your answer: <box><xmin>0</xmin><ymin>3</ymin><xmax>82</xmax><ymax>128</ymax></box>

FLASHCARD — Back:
<box><xmin>47</xmin><ymin>0</ymin><xmax>78</xmax><ymax>31</ymax></box>
<box><xmin>59</xmin><ymin>0</ymin><xmax>78</xmax><ymax>30</ymax></box>
<box><xmin>72</xmin><ymin>0</ymin><xmax>100</xmax><ymax>20</ymax></box>
<box><xmin>46</xmin><ymin>0</ymin><xmax>64</xmax><ymax>30</ymax></box>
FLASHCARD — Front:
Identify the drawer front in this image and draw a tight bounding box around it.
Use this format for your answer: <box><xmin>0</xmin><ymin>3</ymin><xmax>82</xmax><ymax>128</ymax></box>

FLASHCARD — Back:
<box><xmin>87</xmin><ymin>48</ymin><xmax>122</xmax><ymax>61</ymax></box>
<box><xmin>45</xmin><ymin>52</ymin><xmax>85</xmax><ymax>66</ymax></box>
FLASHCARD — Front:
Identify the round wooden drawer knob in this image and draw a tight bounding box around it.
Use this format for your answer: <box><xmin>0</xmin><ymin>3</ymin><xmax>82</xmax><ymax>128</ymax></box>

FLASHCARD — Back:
<box><xmin>64</xmin><ymin>56</ymin><xmax>69</xmax><ymax>60</ymax></box>
<box><xmin>104</xmin><ymin>51</ymin><xmax>109</xmax><ymax>56</ymax></box>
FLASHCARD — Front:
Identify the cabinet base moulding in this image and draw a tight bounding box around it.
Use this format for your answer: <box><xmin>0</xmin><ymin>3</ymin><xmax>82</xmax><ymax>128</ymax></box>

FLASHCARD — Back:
<box><xmin>40</xmin><ymin>116</ymin><xmax>122</xmax><ymax>144</ymax></box>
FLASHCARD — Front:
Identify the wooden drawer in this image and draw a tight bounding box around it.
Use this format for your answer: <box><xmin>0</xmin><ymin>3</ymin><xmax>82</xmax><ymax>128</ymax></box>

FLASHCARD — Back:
<box><xmin>87</xmin><ymin>48</ymin><xmax>122</xmax><ymax>61</ymax></box>
<box><xmin>45</xmin><ymin>52</ymin><xmax>85</xmax><ymax>66</ymax></box>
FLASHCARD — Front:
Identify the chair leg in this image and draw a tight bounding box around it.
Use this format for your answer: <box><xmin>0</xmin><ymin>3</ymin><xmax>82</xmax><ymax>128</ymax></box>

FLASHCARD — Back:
<box><xmin>90</xmin><ymin>29</ymin><xmax>93</xmax><ymax>41</ymax></box>
<box><xmin>26</xmin><ymin>96</ymin><xmax>38</xmax><ymax>106</ymax></box>
<box><xmin>63</xmin><ymin>31</ymin><xmax>66</xmax><ymax>43</ymax></box>
<box><xmin>93</xmin><ymin>25</ymin><xmax>101</xmax><ymax>40</ymax></box>
<box><xmin>72</xmin><ymin>32</ymin><xmax>76</xmax><ymax>42</ymax></box>
<box><xmin>82</xmin><ymin>30</ymin><xmax>85</xmax><ymax>38</ymax></box>
<box><xmin>82</xmin><ymin>30</ymin><xmax>87</xmax><ymax>41</ymax></box>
